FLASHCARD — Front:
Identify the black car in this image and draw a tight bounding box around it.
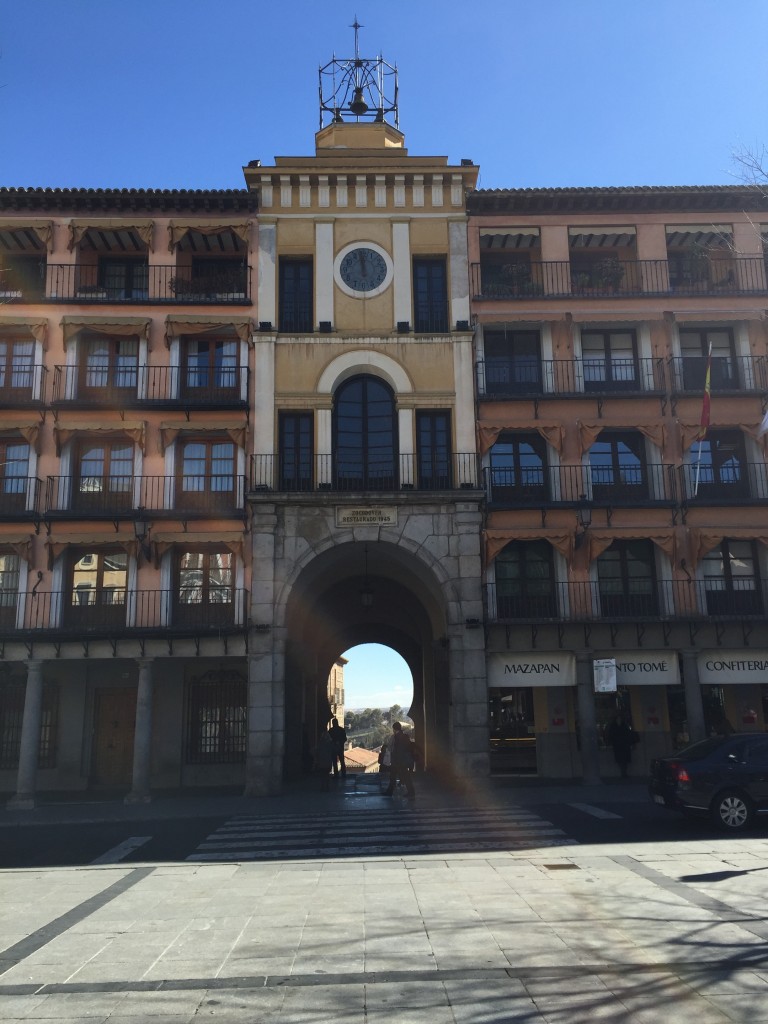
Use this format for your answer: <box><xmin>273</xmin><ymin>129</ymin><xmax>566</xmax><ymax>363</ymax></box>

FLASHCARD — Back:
<box><xmin>649</xmin><ymin>733</ymin><xmax>768</xmax><ymax>831</ymax></box>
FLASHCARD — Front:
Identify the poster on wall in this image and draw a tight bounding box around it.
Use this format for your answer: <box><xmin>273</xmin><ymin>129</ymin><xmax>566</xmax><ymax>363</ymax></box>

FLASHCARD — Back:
<box><xmin>593</xmin><ymin>658</ymin><xmax>617</xmax><ymax>693</ymax></box>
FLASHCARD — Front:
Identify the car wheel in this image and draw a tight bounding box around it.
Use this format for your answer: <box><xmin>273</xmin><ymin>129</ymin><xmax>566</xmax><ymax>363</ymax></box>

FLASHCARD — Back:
<box><xmin>710</xmin><ymin>790</ymin><xmax>754</xmax><ymax>831</ymax></box>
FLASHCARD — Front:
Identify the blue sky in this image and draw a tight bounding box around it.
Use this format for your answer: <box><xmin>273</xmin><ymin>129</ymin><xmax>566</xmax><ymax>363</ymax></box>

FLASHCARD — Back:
<box><xmin>2</xmin><ymin>0</ymin><xmax>766</xmax><ymax>707</ymax></box>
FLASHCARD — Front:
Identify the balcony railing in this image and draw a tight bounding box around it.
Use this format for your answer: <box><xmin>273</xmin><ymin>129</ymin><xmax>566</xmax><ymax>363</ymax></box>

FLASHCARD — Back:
<box><xmin>250</xmin><ymin>452</ymin><xmax>479</xmax><ymax>492</ymax></box>
<box><xmin>484</xmin><ymin>463</ymin><xmax>676</xmax><ymax>507</ymax></box>
<box><xmin>471</xmin><ymin>256</ymin><xmax>768</xmax><ymax>300</ymax></box>
<box><xmin>668</xmin><ymin>355</ymin><xmax>766</xmax><ymax>394</ymax></box>
<box><xmin>476</xmin><ymin>357</ymin><xmax>666</xmax><ymax>397</ymax></box>
<box><xmin>0</xmin><ymin>588</ymin><xmax>248</xmax><ymax>637</ymax></box>
<box><xmin>44</xmin><ymin>475</ymin><xmax>247</xmax><ymax>518</ymax></box>
<box><xmin>0</xmin><ymin>365</ymin><xmax>47</xmax><ymax>406</ymax></box>
<box><xmin>0</xmin><ymin>477</ymin><xmax>41</xmax><ymax>518</ymax></box>
<box><xmin>486</xmin><ymin>579</ymin><xmax>767</xmax><ymax>622</ymax></box>
<box><xmin>38</xmin><ymin>265</ymin><xmax>251</xmax><ymax>304</ymax></box>
<box><xmin>51</xmin><ymin>364</ymin><xmax>249</xmax><ymax>407</ymax></box>
<box><xmin>679</xmin><ymin>462</ymin><xmax>768</xmax><ymax>504</ymax></box>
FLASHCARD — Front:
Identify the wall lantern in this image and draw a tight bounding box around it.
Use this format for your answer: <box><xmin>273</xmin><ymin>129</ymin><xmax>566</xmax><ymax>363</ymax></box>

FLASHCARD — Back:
<box><xmin>133</xmin><ymin>517</ymin><xmax>152</xmax><ymax>562</ymax></box>
<box><xmin>574</xmin><ymin>494</ymin><xmax>593</xmax><ymax>550</ymax></box>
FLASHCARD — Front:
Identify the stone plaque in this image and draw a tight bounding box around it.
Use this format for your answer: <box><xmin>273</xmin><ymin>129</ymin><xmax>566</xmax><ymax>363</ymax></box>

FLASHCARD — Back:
<box><xmin>336</xmin><ymin>506</ymin><xmax>398</xmax><ymax>527</ymax></box>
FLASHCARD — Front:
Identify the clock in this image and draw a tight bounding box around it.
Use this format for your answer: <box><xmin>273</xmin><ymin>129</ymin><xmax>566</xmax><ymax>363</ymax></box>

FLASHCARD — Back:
<box><xmin>335</xmin><ymin>243</ymin><xmax>392</xmax><ymax>297</ymax></box>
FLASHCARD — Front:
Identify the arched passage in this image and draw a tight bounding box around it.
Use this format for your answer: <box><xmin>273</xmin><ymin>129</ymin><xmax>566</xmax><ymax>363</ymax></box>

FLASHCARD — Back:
<box><xmin>281</xmin><ymin>540</ymin><xmax>452</xmax><ymax>781</ymax></box>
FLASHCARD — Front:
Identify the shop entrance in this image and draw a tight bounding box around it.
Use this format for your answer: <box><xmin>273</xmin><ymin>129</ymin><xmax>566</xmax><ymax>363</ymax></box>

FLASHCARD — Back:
<box><xmin>92</xmin><ymin>687</ymin><xmax>136</xmax><ymax>787</ymax></box>
<box><xmin>489</xmin><ymin>687</ymin><xmax>537</xmax><ymax>774</ymax></box>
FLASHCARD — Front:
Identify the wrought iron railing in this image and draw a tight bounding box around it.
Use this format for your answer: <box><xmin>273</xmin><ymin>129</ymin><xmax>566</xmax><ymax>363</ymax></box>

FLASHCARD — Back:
<box><xmin>483</xmin><ymin>463</ymin><xmax>676</xmax><ymax>507</ymax></box>
<box><xmin>668</xmin><ymin>355</ymin><xmax>767</xmax><ymax>393</ymax></box>
<box><xmin>679</xmin><ymin>462</ymin><xmax>768</xmax><ymax>503</ymax></box>
<box><xmin>486</xmin><ymin>579</ymin><xmax>767</xmax><ymax>622</ymax></box>
<box><xmin>471</xmin><ymin>256</ymin><xmax>768</xmax><ymax>300</ymax></box>
<box><xmin>0</xmin><ymin>588</ymin><xmax>249</xmax><ymax>636</ymax></box>
<box><xmin>0</xmin><ymin>365</ymin><xmax>47</xmax><ymax>406</ymax></box>
<box><xmin>476</xmin><ymin>356</ymin><xmax>666</xmax><ymax>396</ymax></box>
<box><xmin>0</xmin><ymin>477</ymin><xmax>41</xmax><ymax>518</ymax></box>
<box><xmin>40</xmin><ymin>264</ymin><xmax>251</xmax><ymax>304</ymax></box>
<box><xmin>250</xmin><ymin>452</ymin><xmax>479</xmax><ymax>492</ymax></box>
<box><xmin>51</xmin><ymin>364</ymin><xmax>249</xmax><ymax>406</ymax></box>
<box><xmin>44</xmin><ymin>475</ymin><xmax>247</xmax><ymax>518</ymax></box>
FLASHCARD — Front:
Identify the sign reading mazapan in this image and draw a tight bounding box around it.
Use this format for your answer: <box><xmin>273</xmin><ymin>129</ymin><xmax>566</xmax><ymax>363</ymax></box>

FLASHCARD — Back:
<box><xmin>336</xmin><ymin>507</ymin><xmax>398</xmax><ymax>527</ymax></box>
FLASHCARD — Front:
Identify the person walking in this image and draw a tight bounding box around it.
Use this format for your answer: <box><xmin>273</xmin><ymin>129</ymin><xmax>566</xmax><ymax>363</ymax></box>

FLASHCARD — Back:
<box><xmin>314</xmin><ymin>730</ymin><xmax>335</xmax><ymax>791</ymax></box>
<box><xmin>384</xmin><ymin>721</ymin><xmax>415</xmax><ymax>801</ymax></box>
<box><xmin>605</xmin><ymin>714</ymin><xmax>637</xmax><ymax>779</ymax></box>
<box><xmin>328</xmin><ymin>717</ymin><xmax>348</xmax><ymax>778</ymax></box>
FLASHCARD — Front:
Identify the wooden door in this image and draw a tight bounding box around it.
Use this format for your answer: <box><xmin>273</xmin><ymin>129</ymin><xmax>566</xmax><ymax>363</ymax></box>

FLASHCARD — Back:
<box><xmin>93</xmin><ymin>688</ymin><xmax>136</xmax><ymax>786</ymax></box>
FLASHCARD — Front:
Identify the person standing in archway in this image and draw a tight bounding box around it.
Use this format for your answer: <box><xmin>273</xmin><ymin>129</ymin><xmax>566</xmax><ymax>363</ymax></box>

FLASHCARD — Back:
<box><xmin>384</xmin><ymin>721</ymin><xmax>415</xmax><ymax>801</ymax></box>
<box><xmin>328</xmin><ymin>717</ymin><xmax>348</xmax><ymax>779</ymax></box>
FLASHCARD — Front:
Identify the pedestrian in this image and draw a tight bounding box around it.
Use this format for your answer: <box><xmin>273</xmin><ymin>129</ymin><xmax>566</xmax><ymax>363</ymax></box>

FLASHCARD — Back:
<box><xmin>328</xmin><ymin>716</ymin><xmax>348</xmax><ymax>778</ymax></box>
<box><xmin>605</xmin><ymin>714</ymin><xmax>637</xmax><ymax>779</ymax></box>
<box><xmin>314</xmin><ymin>730</ymin><xmax>335</xmax><ymax>791</ymax></box>
<box><xmin>384</xmin><ymin>721</ymin><xmax>416</xmax><ymax>801</ymax></box>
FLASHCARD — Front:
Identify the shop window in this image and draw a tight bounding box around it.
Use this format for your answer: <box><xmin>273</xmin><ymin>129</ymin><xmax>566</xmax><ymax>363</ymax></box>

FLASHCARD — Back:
<box><xmin>596</xmin><ymin>540</ymin><xmax>658</xmax><ymax>618</ymax></box>
<box><xmin>279</xmin><ymin>412</ymin><xmax>314</xmax><ymax>491</ymax></box>
<box><xmin>702</xmin><ymin>539</ymin><xmax>762</xmax><ymax>617</ymax></box>
<box><xmin>483</xmin><ymin>330</ymin><xmax>542</xmax><ymax>395</ymax></box>
<box><xmin>413</xmin><ymin>258</ymin><xmax>448</xmax><ymax>333</ymax></box>
<box><xmin>184</xmin><ymin>671</ymin><xmax>246</xmax><ymax>764</ymax></box>
<box><xmin>0</xmin><ymin>679</ymin><xmax>57</xmax><ymax>770</ymax></box>
<box><xmin>701</xmin><ymin>684</ymin><xmax>734</xmax><ymax>736</ymax></box>
<box><xmin>581</xmin><ymin>330</ymin><xmax>639</xmax><ymax>391</ymax></box>
<box><xmin>333</xmin><ymin>375</ymin><xmax>397</xmax><ymax>490</ymax></box>
<box><xmin>278</xmin><ymin>258</ymin><xmax>313</xmax><ymax>332</ymax></box>
<box><xmin>495</xmin><ymin>540</ymin><xmax>557</xmax><ymax>619</ymax></box>
<box><xmin>588</xmin><ymin>432</ymin><xmax>648</xmax><ymax>503</ymax></box>
<box><xmin>488</xmin><ymin>434</ymin><xmax>547</xmax><ymax>506</ymax></box>
<box><xmin>489</xmin><ymin>687</ymin><xmax>537</xmax><ymax>774</ymax></box>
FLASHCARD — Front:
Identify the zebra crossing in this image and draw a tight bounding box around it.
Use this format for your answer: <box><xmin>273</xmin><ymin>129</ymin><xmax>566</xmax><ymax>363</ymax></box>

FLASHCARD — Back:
<box><xmin>186</xmin><ymin>805</ymin><xmax>574</xmax><ymax>862</ymax></box>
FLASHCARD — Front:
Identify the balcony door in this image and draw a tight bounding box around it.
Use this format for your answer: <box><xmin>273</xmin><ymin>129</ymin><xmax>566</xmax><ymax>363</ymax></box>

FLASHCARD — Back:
<box><xmin>495</xmin><ymin>540</ymin><xmax>557</xmax><ymax>619</ymax></box>
<box><xmin>703</xmin><ymin>539</ymin><xmax>762</xmax><ymax>617</ymax></box>
<box><xmin>588</xmin><ymin>432</ymin><xmax>647</xmax><ymax>504</ymax></box>
<box><xmin>488</xmin><ymin>434</ymin><xmax>547</xmax><ymax>505</ymax></box>
<box><xmin>0</xmin><ymin>338</ymin><xmax>34</xmax><ymax>403</ymax></box>
<box><xmin>79</xmin><ymin>335</ymin><xmax>139</xmax><ymax>402</ymax></box>
<box><xmin>581</xmin><ymin>330</ymin><xmax>639</xmax><ymax>392</ymax></box>
<box><xmin>98</xmin><ymin>258</ymin><xmax>148</xmax><ymax>300</ymax></box>
<box><xmin>66</xmin><ymin>550</ymin><xmax>128</xmax><ymax>630</ymax></box>
<box><xmin>74</xmin><ymin>440</ymin><xmax>134</xmax><ymax>514</ymax></box>
<box><xmin>483</xmin><ymin>330</ymin><xmax>542</xmax><ymax>395</ymax></box>
<box><xmin>416</xmin><ymin>411</ymin><xmax>452</xmax><ymax>490</ymax></box>
<box><xmin>0</xmin><ymin>440</ymin><xmax>30</xmax><ymax>515</ymax></box>
<box><xmin>175</xmin><ymin>549</ymin><xmax>235</xmax><ymax>628</ymax></box>
<box><xmin>333</xmin><ymin>375</ymin><xmax>397</xmax><ymax>490</ymax></box>
<box><xmin>413</xmin><ymin>258</ymin><xmax>448</xmax><ymax>333</ymax></box>
<box><xmin>279</xmin><ymin>259</ymin><xmax>313</xmax><ymax>332</ymax></box>
<box><xmin>177</xmin><ymin>438</ymin><xmax>236</xmax><ymax>512</ymax></box>
<box><xmin>0</xmin><ymin>553</ymin><xmax>20</xmax><ymax>629</ymax></box>
<box><xmin>279</xmin><ymin>412</ymin><xmax>313</xmax><ymax>491</ymax></box>
<box><xmin>688</xmin><ymin>432</ymin><xmax>749</xmax><ymax>501</ymax></box>
<box><xmin>181</xmin><ymin>337</ymin><xmax>238</xmax><ymax>402</ymax></box>
<box><xmin>679</xmin><ymin>328</ymin><xmax>737</xmax><ymax>391</ymax></box>
<box><xmin>597</xmin><ymin>540</ymin><xmax>658</xmax><ymax>618</ymax></box>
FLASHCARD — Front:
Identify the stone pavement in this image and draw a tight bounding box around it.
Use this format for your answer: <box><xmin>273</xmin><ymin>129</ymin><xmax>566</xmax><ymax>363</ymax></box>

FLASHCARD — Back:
<box><xmin>2</xmin><ymin>779</ymin><xmax>768</xmax><ymax>1022</ymax></box>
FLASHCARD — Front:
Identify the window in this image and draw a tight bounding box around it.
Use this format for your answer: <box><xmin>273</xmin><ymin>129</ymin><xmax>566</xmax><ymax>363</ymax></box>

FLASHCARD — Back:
<box><xmin>413</xmin><ymin>258</ymin><xmax>448</xmax><ymax>332</ymax></box>
<box><xmin>188</xmin><ymin>257</ymin><xmax>246</xmax><ymax>299</ymax></box>
<box><xmin>0</xmin><ymin>679</ymin><xmax>57</xmax><ymax>770</ymax></box>
<box><xmin>0</xmin><ymin>255</ymin><xmax>45</xmax><ymax>300</ymax></box>
<box><xmin>176</xmin><ymin>548</ymin><xmax>235</xmax><ymax>628</ymax></box>
<box><xmin>279</xmin><ymin>412</ymin><xmax>313</xmax><ymax>491</ymax></box>
<box><xmin>177</xmin><ymin>439</ymin><xmax>236</xmax><ymax>511</ymax></box>
<box><xmin>588</xmin><ymin>433</ymin><xmax>647</xmax><ymax>502</ymax></box>
<box><xmin>702</xmin><ymin>539</ymin><xmax>762</xmax><ymax>617</ymax></box>
<box><xmin>185</xmin><ymin>671</ymin><xmax>246</xmax><ymax>764</ymax></box>
<box><xmin>333</xmin><ymin>376</ymin><xmax>397</xmax><ymax>490</ymax></box>
<box><xmin>416</xmin><ymin>411</ymin><xmax>452</xmax><ymax>489</ymax></box>
<box><xmin>79</xmin><ymin>335</ymin><xmax>138</xmax><ymax>397</ymax></box>
<box><xmin>679</xmin><ymin>328</ymin><xmax>737</xmax><ymax>391</ymax></box>
<box><xmin>181</xmin><ymin>337</ymin><xmax>238</xmax><ymax>399</ymax></box>
<box><xmin>495</xmin><ymin>541</ymin><xmax>557</xmax><ymax>619</ymax></box>
<box><xmin>687</xmin><ymin>432</ymin><xmax>749</xmax><ymax>501</ymax></box>
<box><xmin>0</xmin><ymin>441</ymin><xmax>30</xmax><ymax>512</ymax></box>
<box><xmin>98</xmin><ymin>258</ymin><xmax>149</xmax><ymax>300</ymax></box>
<box><xmin>0</xmin><ymin>552</ymin><xmax>20</xmax><ymax>628</ymax></box>
<box><xmin>65</xmin><ymin>550</ymin><xmax>128</xmax><ymax>629</ymax></box>
<box><xmin>480</xmin><ymin>254</ymin><xmax>537</xmax><ymax>298</ymax></box>
<box><xmin>74</xmin><ymin>441</ymin><xmax>134</xmax><ymax>513</ymax></box>
<box><xmin>488</xmin><ymin>434</ymin><xmax>547</xmax><ymax>505</ymax></box>
<box><xmin>597</xmin><ymin>540</ymin><xmax>658</xmax><ymax>618</ymax></box>
<box><xmin>483</xmin><ymin>330</ymin><xmax>542</xmax><ymax>395</ymax></box>
<box><xmin>279</xmin><ymin>259</ymin><xmax>313</xmax><ymax>332</ymax></box>
<box><xmin>581</xmin><ymin>331</ymin><xmax>639</xmax><ymax>392</ymax></box>
<box><xmin>0</xmin><ymin>338</ymin><xmax>34</xmax><ymax>398</ymax></box>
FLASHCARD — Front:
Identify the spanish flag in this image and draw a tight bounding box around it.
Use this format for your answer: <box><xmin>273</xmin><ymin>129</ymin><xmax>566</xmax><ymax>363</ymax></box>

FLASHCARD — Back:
<box><xmin>695</xmin><ymin>344</ymin><xmax>712</xmax><ymax>442</ymax></box>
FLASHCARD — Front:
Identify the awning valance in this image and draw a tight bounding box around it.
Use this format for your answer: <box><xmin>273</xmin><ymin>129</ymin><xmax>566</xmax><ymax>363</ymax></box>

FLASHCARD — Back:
<box><xmin>53</xmin><ymin>420</ymin><xmax>146</xmax><ymax>455</ymax></box>
<box><xmin>60</xmin><ymin>316</ymin><xmax>151</xmax><ymax>345</ymax></box>
<box><xmin>159</xmin><ymin>420</ymin><xmax>247</xmax><ymax>453</ymax></box>
<box><xmin>168</xmin><ymin>221</ymin><xmax>251</xmax><ymax>251</ymax></box>
<box><xmin>0</xmin><ymin>532</ymin><xmax>34</xmax><ymax>564</ymax></box>
<box><xmin>0</xmin><ymin>316</ymin><xmax>48</xmax><ymax>345</ymax></box>
<box><xmin>679</xmin><ymin>421</ymin><xmax>762</xmax><ymax>453</ymax></box>
<box><xmin>0</xmin><ymin>220</ymin><xmax>54</xmax><ymax>252</ymax></box>
<box><xmin>68</xmin><ymin>220</ymin><xmax>153</xmax><ymax>251</ymax></box>
<box><xmin>478</xmin><ymin>421</ymin><xmax>565</xmax><ymax>456</ymax></box>
<box><xmin>151</xmin><ymin>530</ymin><xmax>247</xmax><ymax>566</ymax></box>
<box><xmin>586</xmin><ymin>530</ymin><xmax>676</xmax><ymax>564</ymax></box>
<box><xmin>578</xmin><ymin>420</ymin><xmax>666</xmax><ymax>454</ymax></box>
<box><xmin>687</xmin><ymin>529</ymin><xmax>768</xmax><ymax>569</ymax></box>
<box><xmin>0</xmin><ymin>418</ymin><xmax>41</xmax><ymax>454</ymax></box>
<box><xmin>667</xmin><ymin>310</ymin><xmax>765</xmax><ymax>323</ymax></box>
<box><xmin>46</xmin><ymin>533</ymin><xmax>138</xmax><ymax>568</ymax></box>
<box><xmin>484</xmin><ymin>530</ymin><xmax>573</xmax><ymax>566</ymax></box>
<box><xmin>164</xmin><ymin>316</ymin><xmax>253</xmax><ymax>345</ymax></box>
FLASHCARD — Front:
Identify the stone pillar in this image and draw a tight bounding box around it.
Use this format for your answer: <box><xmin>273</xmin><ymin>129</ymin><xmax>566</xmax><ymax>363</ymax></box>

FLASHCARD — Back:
<box><xmin>7</xmin><ymin>660</ymin><xmax>45</xmax><ymax>810</ymax></box>
<box><xmin>681</xmin><ymin>650</ymin><xmax>706</xmax><ymax>743</ymax></box>
<box><xmin>125</xmin><ymin>659</ymin><xmax>154</xmax><ymax>804</ymax></box>
<box><xmin>575</xmin><ymin>652</ymin><xmax>601</xmax><ymax>784</ymax></box>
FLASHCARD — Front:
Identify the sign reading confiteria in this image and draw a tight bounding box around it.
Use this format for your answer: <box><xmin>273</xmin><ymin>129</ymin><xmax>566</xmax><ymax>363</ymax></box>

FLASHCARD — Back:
<box><xmin>598</xmin><ymin>652</ymin><xmax>680</xmax><ymax>687</ymax></box>
<box><xmin>336</xmin><ymin>506</ymin><xmax>397</xmax><ymax>527</ymax></box>
<box><xmin>698</xmin><ymin>651</ymin><xmax>768</xmax><ymax>685</ymax></box>
<box><xmin>488</xmin><ymin>652</ymin><xmax>575</xmax><ymax>687</ymax></box>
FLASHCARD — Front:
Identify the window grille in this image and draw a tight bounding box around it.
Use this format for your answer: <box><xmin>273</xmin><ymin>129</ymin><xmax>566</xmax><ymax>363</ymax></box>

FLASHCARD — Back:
<box><xmin>0</xmin><ymin>680</ymin><xmax>57</xmax><ymax>770</ymax></box>
<box><xmin>184</xmin><ymin>671</ymin><xmax>246</xmax><ymax>764</ymax></box>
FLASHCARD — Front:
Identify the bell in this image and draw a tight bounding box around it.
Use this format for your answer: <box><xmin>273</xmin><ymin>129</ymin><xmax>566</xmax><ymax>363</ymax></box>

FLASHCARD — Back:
<box><xmin>349</xmin><ymin>87</ymin><xmax>368</xmax><ymax>116</ymax></box>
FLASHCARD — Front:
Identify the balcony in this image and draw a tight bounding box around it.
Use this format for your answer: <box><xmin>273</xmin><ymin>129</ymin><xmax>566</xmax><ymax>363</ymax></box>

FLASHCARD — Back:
<box><xmin>679</xmin><ymin>463</ymin><xmax>768</xmax><ymax>505</ymax></box>
<box><xmin>0</xmin><ymin>588</ymin><xmax>248</xmax><ymax>639</ymax></box>
<box><xmin>476</xmin><ymin>357</ymin><xmax>666</xmax><ymax>397</ymax></box>
<box><xmin>471</xmin><ymin>256</ymin><xmax>768</xmax><ymax>301</ymax></box>
<box><xmin>484</xmin><ymin>463</ymin><xmax>676</xmax><ymax>508</ymax></box>
<box><xmin>486</xmin><ymin>579</ymin><xmax>767</xmax><ymax>623</ymax></box>
<box><xmin>668</xmin><ymin>355</ymin><xmax>766</xmax><ymax>394</ymax></box>
<box><xmin>0</xmin><ymin>477</ymin><xmax>41</xmax><ymax>519</ymax></box>
<box><xmin>36</xmin><ymin>265</ymin><xmax>251</xmax><ymax>304</ymax></box>
<box><xmin>44</xmin><ymin>475</ymin><xmax>247</xmax><ymax>520</ymax></box>
<box><xmin>51</xmin><ymin>364</ymin><xmax>249</xmax><ymax>409</ymax></box>
<box><xmin>0</xmin><ymin>365</ymin><xmax>47</xmax><ymax>407</ymax></box>
<box><xmin>250</xmin><ymin>452</ymin><xmax>479</xmax><ymax>493</ymax></box>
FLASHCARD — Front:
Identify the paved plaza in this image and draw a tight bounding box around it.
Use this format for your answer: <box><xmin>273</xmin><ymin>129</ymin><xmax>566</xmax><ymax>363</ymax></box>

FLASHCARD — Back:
<box><xmin>2</xmin><ymin>783</ymin><xmax>768</xmax><ymax>1022</ymax></box>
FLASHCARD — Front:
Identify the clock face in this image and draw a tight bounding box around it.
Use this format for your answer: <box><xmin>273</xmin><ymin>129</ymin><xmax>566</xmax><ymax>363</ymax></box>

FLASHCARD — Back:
<box><xmin>338</xmin><ymin>246</ymin><xmax>390</xmax><ymax>294</ymax></box>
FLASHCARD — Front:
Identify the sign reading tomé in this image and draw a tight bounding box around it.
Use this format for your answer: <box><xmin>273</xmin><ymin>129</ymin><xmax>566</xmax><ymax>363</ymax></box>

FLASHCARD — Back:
<box><xmin>488</xmin><ymin>653</ymin><xmax>575</xmax><ymax>687</ymax></box>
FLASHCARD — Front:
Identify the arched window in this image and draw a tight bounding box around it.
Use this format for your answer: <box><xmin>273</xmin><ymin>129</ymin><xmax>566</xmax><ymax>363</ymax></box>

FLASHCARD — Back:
<box><xmin>333</xmin><ymin>375</ymin><xmax>397</xmax><ymax>490</ymax></box>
